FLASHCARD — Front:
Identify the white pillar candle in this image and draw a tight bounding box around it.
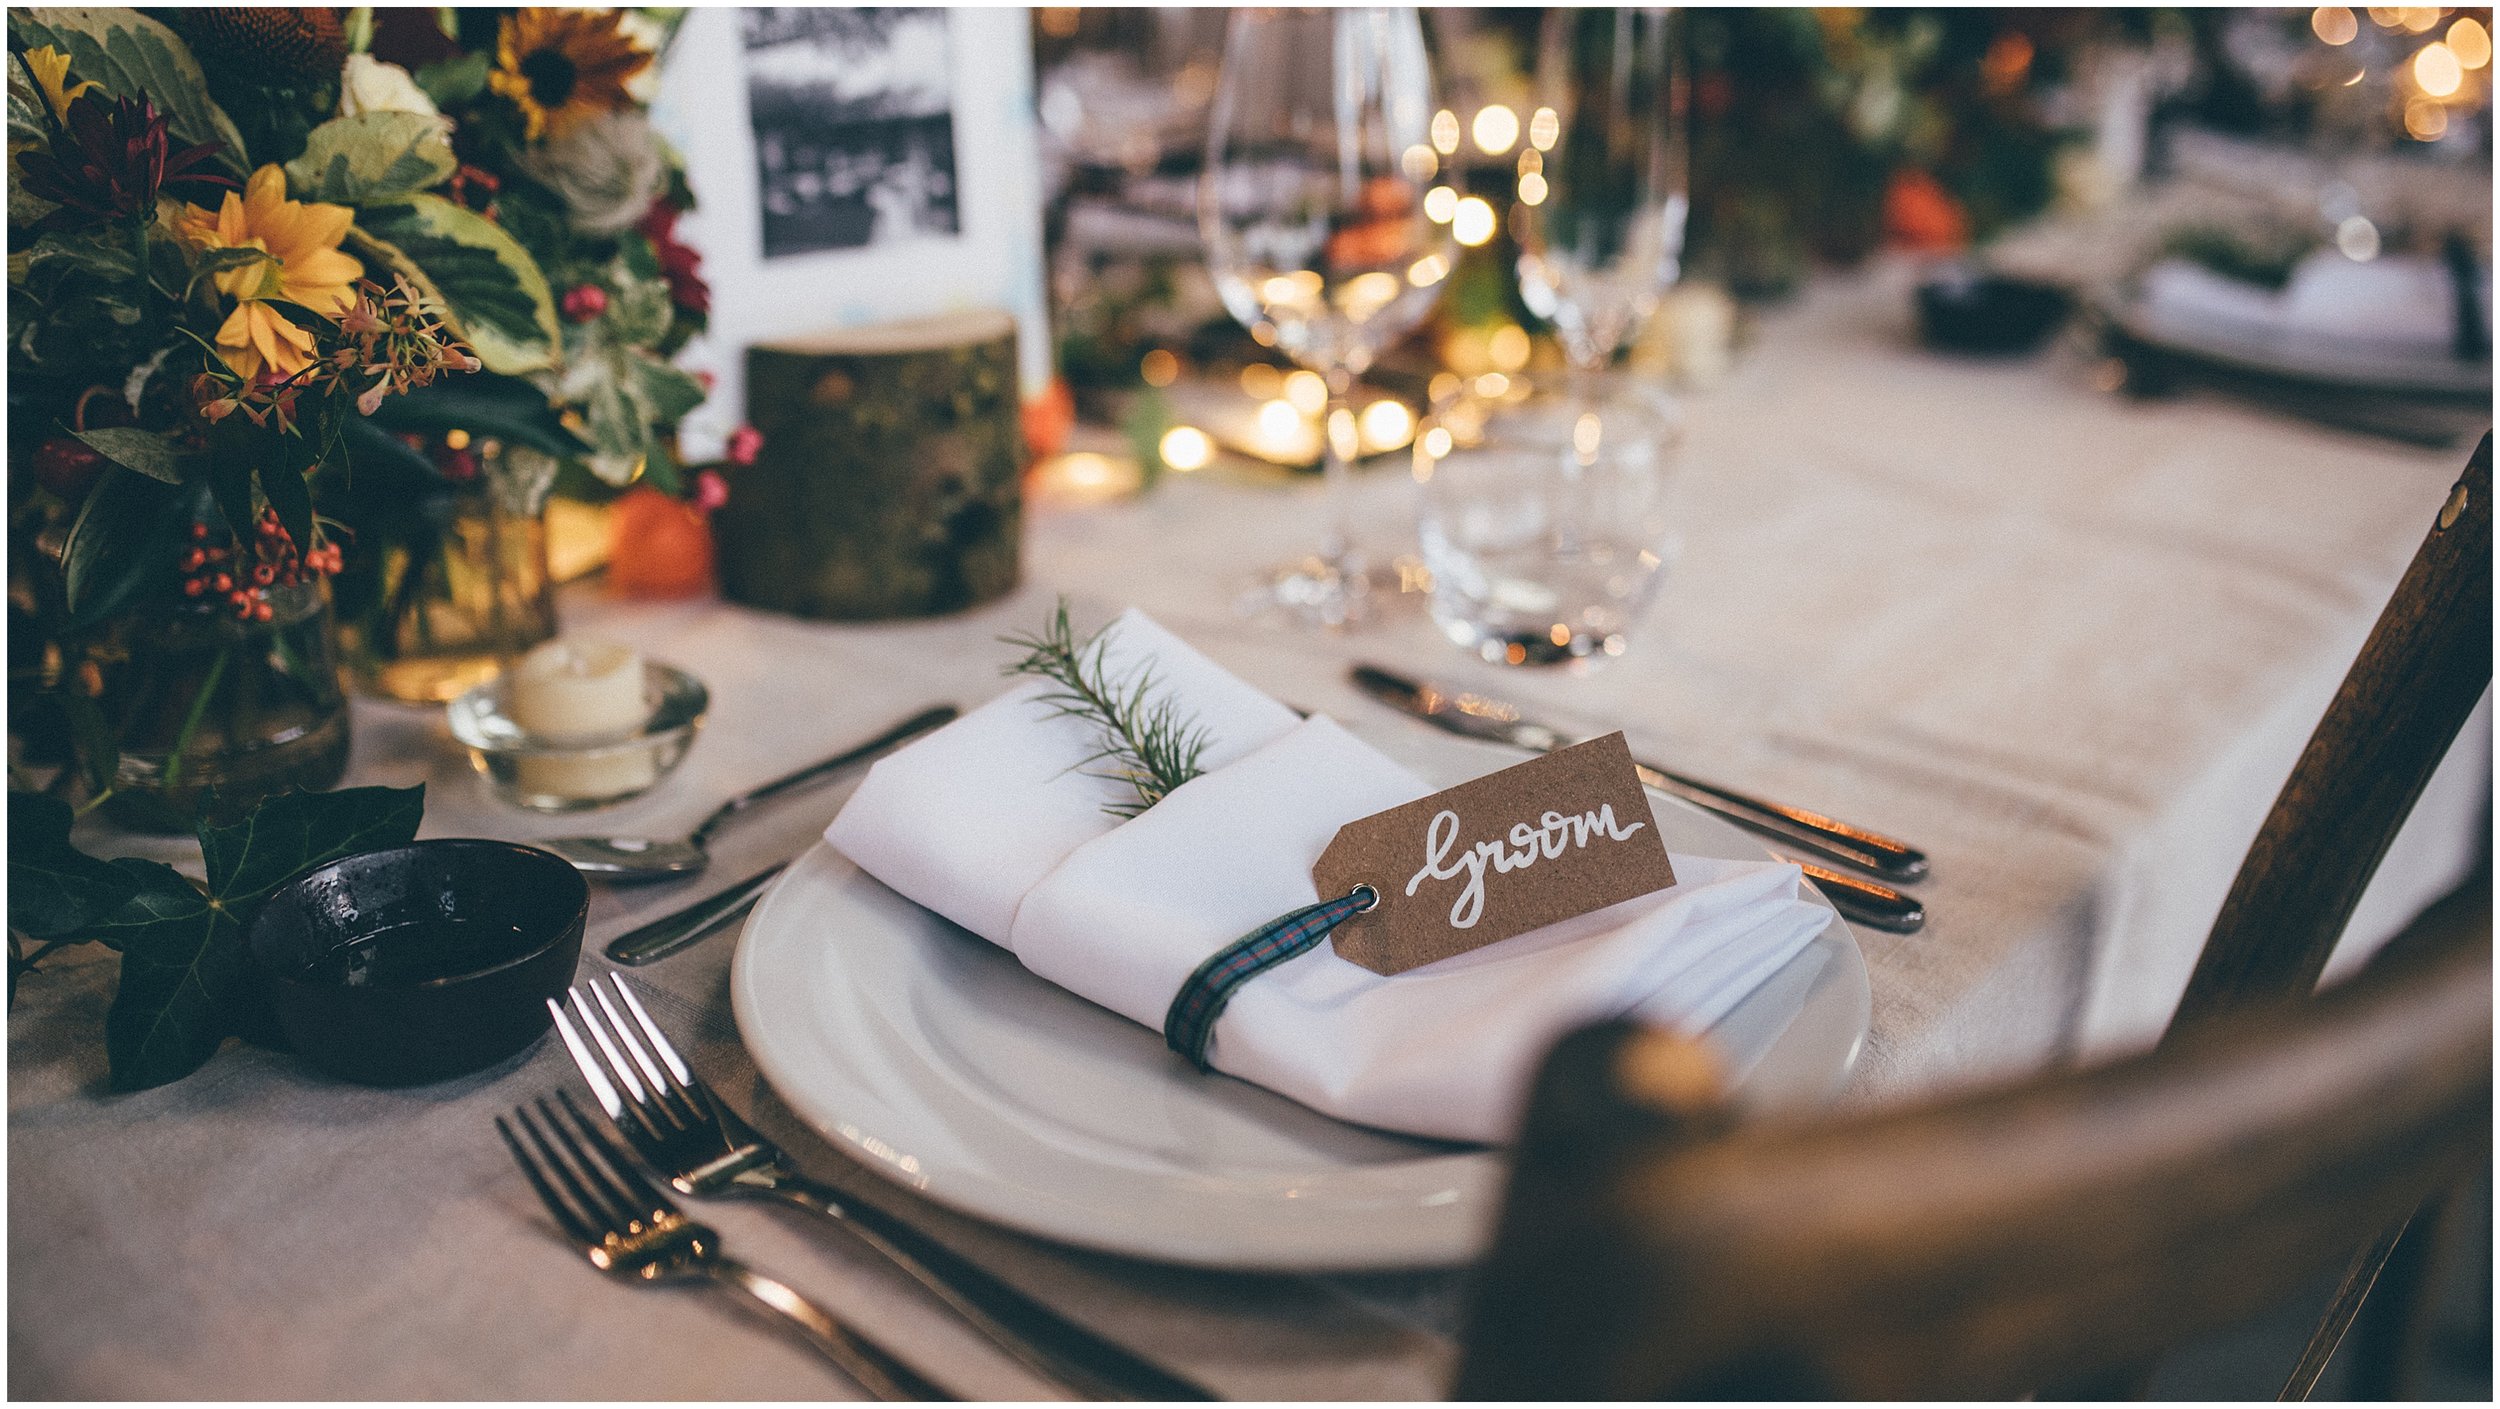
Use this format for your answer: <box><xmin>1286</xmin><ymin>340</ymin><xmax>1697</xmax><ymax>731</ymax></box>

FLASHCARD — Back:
<box><xmin>505</xmin><ymin>638</ymin><xmax>657</xmax><ymax>800</ymax></box>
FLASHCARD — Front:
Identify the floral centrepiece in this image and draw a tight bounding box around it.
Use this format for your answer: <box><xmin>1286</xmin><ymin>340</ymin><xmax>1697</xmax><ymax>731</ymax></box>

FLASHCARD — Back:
<box><xmin>7</xmin><ymin>8</ymin><xmax>509</xmax><ymax>823</ymax></box>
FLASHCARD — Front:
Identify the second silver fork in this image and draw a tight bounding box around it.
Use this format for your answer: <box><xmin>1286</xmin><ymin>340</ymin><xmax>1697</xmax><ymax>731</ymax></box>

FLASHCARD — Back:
<box><xmin>549</xmin><ymin>974</ymin><xmax>1212</xmax><ymax>1402</ymax></box>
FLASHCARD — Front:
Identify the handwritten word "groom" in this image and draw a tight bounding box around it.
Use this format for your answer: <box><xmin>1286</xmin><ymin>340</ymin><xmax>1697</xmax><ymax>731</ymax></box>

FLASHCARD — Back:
<box><xmin>1403</xmin><ymin>806</ymin><xmax>1650</xmax><ymax>929</ymax></box>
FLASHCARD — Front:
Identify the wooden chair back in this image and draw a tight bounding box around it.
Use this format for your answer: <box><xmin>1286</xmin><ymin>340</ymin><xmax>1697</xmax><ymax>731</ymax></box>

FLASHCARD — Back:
<box><xmin>2170</xmin><ymin>434</ymin><xmax>2490</xmax><ymax>1030</ymax></box>
<box><xmin>1453</xmin><ymin>923</ymin><xmax>2491</xmax><ymax>1400</ymax></box>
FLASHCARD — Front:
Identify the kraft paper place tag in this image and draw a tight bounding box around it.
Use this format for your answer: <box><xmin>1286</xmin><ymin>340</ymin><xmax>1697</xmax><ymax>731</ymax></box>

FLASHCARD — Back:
<box><xmin>1314</xmin><ymin>732</ymin><xmax>1676</xmax><ymax>976</ymax></box>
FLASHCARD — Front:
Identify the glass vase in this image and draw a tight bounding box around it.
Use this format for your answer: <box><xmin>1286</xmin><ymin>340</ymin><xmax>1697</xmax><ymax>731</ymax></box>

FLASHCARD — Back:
<box><xmin>97</xmin><ymin>580</ymin><xmax>352</xmax><ymax>834</ymax></box>
<box><xmin>333</xmin><ymin>443</ymin><xmax>560</xmax><ymax>704</ymax></box>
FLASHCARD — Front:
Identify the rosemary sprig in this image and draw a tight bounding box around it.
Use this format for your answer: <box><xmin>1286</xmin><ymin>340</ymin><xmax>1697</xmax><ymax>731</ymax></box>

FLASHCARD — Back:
<box><xmin>1001</xmin><ymin>601</ymin><xmax>1211</xmax><ymax>818</ymax></box>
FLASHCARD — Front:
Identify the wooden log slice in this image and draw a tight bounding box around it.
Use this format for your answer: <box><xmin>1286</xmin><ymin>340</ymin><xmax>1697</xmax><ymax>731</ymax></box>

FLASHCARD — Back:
<box><xmin>719</xmin><ymin>309</ymin><xmax>1024</xmax><ymax>620</ymax></box>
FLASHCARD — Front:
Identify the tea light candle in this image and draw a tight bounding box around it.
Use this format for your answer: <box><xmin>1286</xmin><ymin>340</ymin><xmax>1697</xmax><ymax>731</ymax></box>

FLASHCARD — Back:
<box><xmin>506</xmin><ymin>638</ymin><xmax>656</xmax><ymax>799</ymax></box>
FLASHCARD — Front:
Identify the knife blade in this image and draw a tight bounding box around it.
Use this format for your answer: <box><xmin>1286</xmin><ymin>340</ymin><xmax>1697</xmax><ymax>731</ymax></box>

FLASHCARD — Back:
<box><xmin>606</xmin><ymin>859</ymin><xmax>789</xmax><ymax>966</ymax></box>
<box><xmin>1783</xmin><ymin>857</ymin><xmax>1925</xmax><ymax>933</ymax></box>
<box><xmin>1349</xmin><ymin>664</ymin><xmax>1931</xmax><ymax>885</ymax></box>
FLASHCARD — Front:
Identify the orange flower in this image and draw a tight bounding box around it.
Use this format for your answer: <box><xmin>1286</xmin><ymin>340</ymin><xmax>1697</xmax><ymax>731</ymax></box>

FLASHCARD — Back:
<box><xmin>490</xmin><ymin>8</ymin><xmax>653</xmax><ymax>142</ymax></box>
<box><xmin>180</xmin><ymin>166</ymin><xmax>362</xmax><ymax>379</ymax></box>
<box><xmin>21</xmin><ymin>45</ymin><xmax>97</xmax><ymax>122</ymax></box>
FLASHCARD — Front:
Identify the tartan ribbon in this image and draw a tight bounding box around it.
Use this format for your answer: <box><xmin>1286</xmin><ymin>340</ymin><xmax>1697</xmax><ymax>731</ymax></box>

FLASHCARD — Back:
<box><xmin>1163</xmin><ymin>885</ymin><xmax>1379</xmax><ymax>1070</ymax></box>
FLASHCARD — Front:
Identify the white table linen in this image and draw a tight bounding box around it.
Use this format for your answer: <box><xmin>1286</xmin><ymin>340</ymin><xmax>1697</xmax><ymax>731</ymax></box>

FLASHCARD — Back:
<box><xmin>13</xmin><ymin>261</ymin><xmax>2485</xmax><ymax>1399</ymax></box>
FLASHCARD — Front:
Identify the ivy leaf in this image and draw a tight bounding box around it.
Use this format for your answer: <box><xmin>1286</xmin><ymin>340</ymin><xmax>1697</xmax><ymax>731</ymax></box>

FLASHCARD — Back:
<box><xmin>92</xmin><ymin>859</ymin><xmax>236</xmax><ymax>1090</ymax></box>
<box><xmin>86</xmin><ymin>785</ymin><xmax>425</xmax><ymax>1091</ymax></box>
<box><xmin>9</xmin><ymin>8</ymin><xmax>249</xmax><ymax>173</ymax></box>
<box><xmin>74</xmin><ymin>426</ymin><xmax>189</xmax><ymax>485</ymax></box>
<box><xmin>7</xmin><ymin>791</ymin><xmax>139</xmax><ymax>940</ymax></box>
<box><xmin>284</xmin><ymin>112</ymin><xmax>457</xmax><ymax>205</ymax></box>
<box><xmin>196</xmin><ymin>784</ymin><xmax>426</xmax><ymax>901</ymax></box>
<box><xmin>349</xmin><ymin>195</ymin><xmax>559</xmax><ymax>375</ymax></box>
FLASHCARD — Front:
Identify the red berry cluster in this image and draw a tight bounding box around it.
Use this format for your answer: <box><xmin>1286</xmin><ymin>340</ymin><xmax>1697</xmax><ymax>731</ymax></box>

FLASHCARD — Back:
<box><xmin>178</xmin><ymin>511</ymin><xmax>341</xmax><ymax>621</ymax></box>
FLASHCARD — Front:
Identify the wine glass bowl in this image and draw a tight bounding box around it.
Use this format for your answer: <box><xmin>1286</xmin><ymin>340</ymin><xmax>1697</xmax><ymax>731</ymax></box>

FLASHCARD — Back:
<box><xmin>1200</xmin><ymin>6</ymin><xmax>1455</xmax><ymax>626</ymax></box>
<box><xmin>1513</xmin><ymin>7</ymin><xmax>1690</xmax><ymax>374</ymax></box>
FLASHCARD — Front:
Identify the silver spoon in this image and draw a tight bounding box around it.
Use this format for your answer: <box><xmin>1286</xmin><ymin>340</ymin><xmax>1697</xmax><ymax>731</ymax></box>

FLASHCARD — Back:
<box><xmin>543</xmin><ymin>704</ymin><xmax>958</xmax><ymax>882</ymax></box>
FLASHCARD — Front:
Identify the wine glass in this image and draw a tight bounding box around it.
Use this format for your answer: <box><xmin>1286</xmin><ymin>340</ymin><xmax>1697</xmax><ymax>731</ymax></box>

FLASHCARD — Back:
<box><xmin>1415</xmin><ymin>7</ymin><xmax>1689</xmax><ymax>667</ymax></box>
<box><xmin>1515</xmin><ymin>7</ymin><xmax>1688</xmax><ymax>383</ymax></box>
<box><xmin>1200</xmin><ymin>7</ymin><xmax>1454</xmax><ymax>627</ymax></box>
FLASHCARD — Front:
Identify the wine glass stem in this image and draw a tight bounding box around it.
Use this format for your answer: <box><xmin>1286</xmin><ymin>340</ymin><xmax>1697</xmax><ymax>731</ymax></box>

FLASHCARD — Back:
<box><xmin>1321</xmin><ymin>367</ymin><xmax>1360</xmax><ymax>571</ymax></box>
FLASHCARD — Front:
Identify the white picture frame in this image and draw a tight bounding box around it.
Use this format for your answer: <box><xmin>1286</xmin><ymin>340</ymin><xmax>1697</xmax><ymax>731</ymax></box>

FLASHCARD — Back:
<box><xmin>653</xmin><ymin>6</ymin><xmax>1052</xmax><ymax>440</ymax></box>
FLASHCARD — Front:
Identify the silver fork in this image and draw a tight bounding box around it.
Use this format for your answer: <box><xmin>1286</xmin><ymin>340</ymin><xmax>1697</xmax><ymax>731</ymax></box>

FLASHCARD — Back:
<box><xmin>495</xmin><ymin>1091</ymin><xmax>945</xmax><ymax>1400</ymax></box>
<box><xmin>549</xmin><ymin>975</ymin><xmax>1212</xmax><ymax>1401</ymax></box>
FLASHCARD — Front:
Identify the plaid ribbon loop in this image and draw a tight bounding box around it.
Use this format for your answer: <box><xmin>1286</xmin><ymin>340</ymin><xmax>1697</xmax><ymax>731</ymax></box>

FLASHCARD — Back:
<box><xmin>1162</xmin><ymin>885</ymin><xmax>1379</xmax><ymax>1070</ymax></box>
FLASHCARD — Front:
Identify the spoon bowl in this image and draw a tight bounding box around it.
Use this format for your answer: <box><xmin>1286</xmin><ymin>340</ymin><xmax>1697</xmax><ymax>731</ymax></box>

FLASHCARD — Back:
<box><xmin>540</xmin><ymin>834</ymin><xmax>711</xmax><ymax>880</ymax></box>
<box><xmin>538</xmin><ymin>705</ymin><xmax>959</xmax><ymax>884</ymax></box>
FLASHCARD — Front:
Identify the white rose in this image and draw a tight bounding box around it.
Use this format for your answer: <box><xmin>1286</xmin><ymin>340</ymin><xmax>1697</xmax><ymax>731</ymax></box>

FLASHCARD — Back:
<box><xmin>339</xmin><ymin>54</ymin><xmax>439</xmax><ymax>119</ymax></box>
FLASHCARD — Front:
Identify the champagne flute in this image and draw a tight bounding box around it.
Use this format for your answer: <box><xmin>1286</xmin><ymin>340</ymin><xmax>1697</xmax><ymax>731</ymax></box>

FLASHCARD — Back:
<box><xmin>1200</xmin><ymin>6</ymin><xmax>1454</xmax><ymax>627</ymax></box>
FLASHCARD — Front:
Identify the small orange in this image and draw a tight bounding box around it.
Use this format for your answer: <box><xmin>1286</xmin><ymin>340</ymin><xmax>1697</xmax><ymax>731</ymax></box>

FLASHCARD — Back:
<box><xmin>606</xmin><ymin>486</ymin><xmax>715</xmax><ymax>599</ymax></box>
<box><xmin>1022</xmin><ymin>376</ymin><xmax>1075</xmax><ymax>461</ymax></box>
<box><xmin>1883</xmin><ymin>169</ymin><xmax>1970</xmax><ymax>253</ymax></box>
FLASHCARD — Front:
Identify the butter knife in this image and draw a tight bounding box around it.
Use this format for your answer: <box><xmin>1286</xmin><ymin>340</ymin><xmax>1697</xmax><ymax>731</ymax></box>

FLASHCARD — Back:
<box><xmin>1349</xmin><ymin>664</ymin><xmax>1930</xmax><ymax>884</ymax></box>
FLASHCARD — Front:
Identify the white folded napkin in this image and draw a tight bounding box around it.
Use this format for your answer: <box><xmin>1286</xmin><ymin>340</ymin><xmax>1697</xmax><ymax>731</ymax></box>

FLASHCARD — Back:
<box><xmin>827</xmin><ymin>611</ymin><xmax>1830</xmax><ymax>1143</ymax></box>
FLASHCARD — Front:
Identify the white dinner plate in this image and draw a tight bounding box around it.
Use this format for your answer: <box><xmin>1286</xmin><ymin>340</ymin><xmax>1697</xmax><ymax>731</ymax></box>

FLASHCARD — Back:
<box><xmin>730</xmin><ymin>724</ymin><xmax>1870</xmax><ymax>1271</ymax></box>
<box><xmin>2103</xmin><ymin>287</ymin><xmax>2491</xmax><ymax>398</ymax></box>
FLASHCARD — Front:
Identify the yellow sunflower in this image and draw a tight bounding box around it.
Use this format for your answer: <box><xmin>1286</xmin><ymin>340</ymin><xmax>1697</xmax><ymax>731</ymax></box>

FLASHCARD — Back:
<box><xmin>179</xmin><ymin>166</ymin><xmax>363</xmax><ymax>380</ymax></box>
<box><xmin>490</xmin><ymin>8</ymin><xmax>654</xmax><ymax>142</ymax></box>
<box><xmin>21</xmin><ymin>45</ymin><xmax>97</xmax><ymax>122</ymax></box>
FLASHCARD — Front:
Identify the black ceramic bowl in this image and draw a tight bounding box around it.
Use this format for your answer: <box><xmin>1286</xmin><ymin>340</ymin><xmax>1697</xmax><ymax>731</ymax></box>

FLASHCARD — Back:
<box><xmin>248</xmin><ymin>839</ymin><xmax>587</xmax><ymax>1086</ymax></box>
<box><xmin>1916</xmin><ymin>268</ymin><xmax>2073</xmax><ymax>355</ymax></box>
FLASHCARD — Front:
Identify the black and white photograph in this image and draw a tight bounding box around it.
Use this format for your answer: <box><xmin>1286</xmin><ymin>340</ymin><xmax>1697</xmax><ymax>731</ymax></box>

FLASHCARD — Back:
<box><xmin>742</xmin><ymin>7</ymin><xmax>961</xmax><ymax>259</ymax></box>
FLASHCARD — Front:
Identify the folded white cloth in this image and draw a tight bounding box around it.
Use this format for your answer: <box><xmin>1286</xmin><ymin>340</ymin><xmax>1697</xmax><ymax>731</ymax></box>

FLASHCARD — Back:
<box><xmin>827</xmin><ymin>610</ymin><xmax>1830</xmax><ymax>1143</ymax></box>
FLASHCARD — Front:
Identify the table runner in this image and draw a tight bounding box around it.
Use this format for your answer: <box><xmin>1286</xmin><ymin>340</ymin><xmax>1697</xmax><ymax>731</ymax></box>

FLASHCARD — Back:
<box><xmin>13</xmin><ymin>262</ymin><xmax>2483</xmax><ymax>1398</ymax></box>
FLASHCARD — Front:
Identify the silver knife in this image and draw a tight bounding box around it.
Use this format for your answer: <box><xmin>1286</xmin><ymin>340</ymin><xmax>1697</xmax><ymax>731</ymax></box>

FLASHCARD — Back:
<box><xmin>1350</xmin><ymin>663</ymin><xmax>1931</xmax><ymax>887</ymax></box>
<box><xmin>606</xmin><ymin>859</ymin><xmax>789</xmax><ymax>965</ymax></box>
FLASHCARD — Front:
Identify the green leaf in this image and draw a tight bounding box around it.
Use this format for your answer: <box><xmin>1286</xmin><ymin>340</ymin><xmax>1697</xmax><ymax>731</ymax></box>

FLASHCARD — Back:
<box><xmin>9</xmin><ymin>8</ymin><xmax>249</xmax><ymax>173</ymax></box>
<box><xmin>91</xmin><ymin>859</ymin><xmax>237</xmax><ymax>1090</ymax></box>
<box><xmin>603</xmin><ymin>272</ymin><xmax>674</xmax><ymax>347</ymax></box>
<box><xmin>204</xmin><ymin>431</ymin><xmax>258</xmax><ymax>543</ymax></box>
<box><xmin>74</xmin><ymin>426</ymin><xmax>188</xmax><ymax>485</ymax></box>
<box><xmin>349</xmin><ymin>195</ymin><xmax>559</xmax><ymax>375</ymax></box>
<box><xmin>260</xmin><ymin>461</ymin><xmax>313</xmax><ymax>556</ymax></box>
<box><xmin>61</xmin><ymin>465</ymin><xmax>178</xmax><ymax>624</ymax></box>
<box><xmin>88</xmin><ymin>784</ymin><xmax>426</xmax><ymax>1092</ymax></box>
<box><xmin>363</xmin><ymin>370</ymin><xmax>588</xmax><ymax>457</ymax></box>
<box><xmin>635</xmin><ymin>354</ymin><xmax>709</xmax><ymax>429</ymax></box>
<box><xmin>7</xmin><ymin>791</ymin><xmax>139</xmax><ymax>940</ymax></box>
<box><xmin>53</xmin><ymin>690</ymin><xmax>121</xmax><ymax>796</ymax></box>
<box><xmin>413</xmin><ymin>50</ymin><xmax>491</xmax><ymax>110</ymax></box>
<box><xmin>197</xmin><ymin>784</ymin><xmax>425</xmax><ymax>900</ymax></box>
<box><xmin>284</xmin><ymin>111</ymin><xmax>457</xmax><ymax>205</ymax></box>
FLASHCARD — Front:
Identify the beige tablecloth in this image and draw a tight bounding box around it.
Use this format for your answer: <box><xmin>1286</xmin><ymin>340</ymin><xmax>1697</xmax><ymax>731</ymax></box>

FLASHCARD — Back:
<box><xmin>11</xmin><ymin>264</ymin><xmax>2485</xmax><ymax>1398</ymax></box>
